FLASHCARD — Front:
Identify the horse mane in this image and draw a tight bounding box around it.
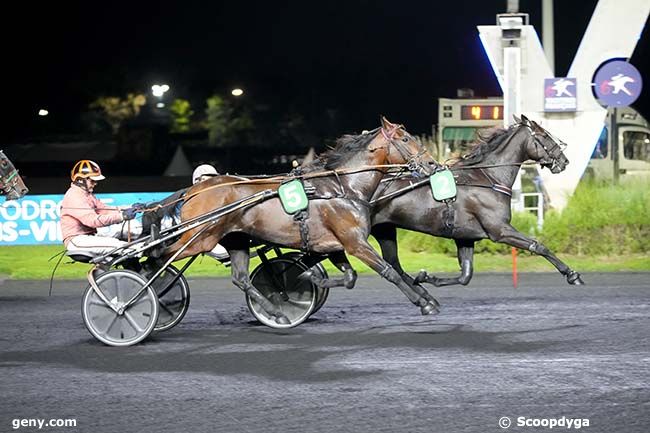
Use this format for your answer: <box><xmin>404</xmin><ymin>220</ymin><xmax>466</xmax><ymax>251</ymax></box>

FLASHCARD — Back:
<box><xmin>450</xmin><ymin>124</ymin><xmax>518</xmax><ymax>166</ymax></box>
<box><xmin>302</xmin><ymin>128</ymin><xmax>380</xmax><ymax>171</ymax></box>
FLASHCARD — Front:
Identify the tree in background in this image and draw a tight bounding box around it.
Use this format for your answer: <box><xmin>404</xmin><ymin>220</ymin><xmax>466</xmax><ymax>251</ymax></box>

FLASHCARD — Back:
<box><xmin>90</xmin><ymin>93</ymin><xmax>147</xmax><ymax>134</ymax></box>
<box><xmin>169</xmin><ymin>98</ymin><xmax>194</xmax><ymax>133</ymax></box>
<box><xmin>204</xmin><ymin>94</ymin><xmax>253</xmax><ymax>147</ymax></box>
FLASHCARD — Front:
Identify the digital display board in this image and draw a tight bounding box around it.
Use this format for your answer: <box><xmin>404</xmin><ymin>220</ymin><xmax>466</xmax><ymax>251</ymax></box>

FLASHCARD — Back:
<box><xmin>460</xmin><ymin>105</ymin><xmax>503</xmax><ymax>120</ymax></box>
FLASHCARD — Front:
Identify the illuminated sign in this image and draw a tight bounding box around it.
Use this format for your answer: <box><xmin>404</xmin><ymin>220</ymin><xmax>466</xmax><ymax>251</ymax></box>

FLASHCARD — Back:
<box><xmin>460</xmin><ymin>105</ymin><xmax>503</xmax><ymax>120</ymax></box>
<box><xmin>544</xmin><ymin>78</ymin><xmax>577</xmax><ymax>112</ymax></box>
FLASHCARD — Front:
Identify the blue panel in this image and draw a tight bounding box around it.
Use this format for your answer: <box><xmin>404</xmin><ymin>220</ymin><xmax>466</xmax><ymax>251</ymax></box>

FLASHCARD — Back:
<box><xmin>0</xmin><ymin>192</ymin><xmax>172</xmax><ymax>245</ymax></box>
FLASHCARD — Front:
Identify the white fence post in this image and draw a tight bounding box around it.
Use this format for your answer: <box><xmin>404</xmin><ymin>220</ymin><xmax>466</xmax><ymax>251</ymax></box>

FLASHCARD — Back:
<box><xmin>518</xmin><ymin>192</ymin><xmax>544</xmax><ymax>229</ymax></box>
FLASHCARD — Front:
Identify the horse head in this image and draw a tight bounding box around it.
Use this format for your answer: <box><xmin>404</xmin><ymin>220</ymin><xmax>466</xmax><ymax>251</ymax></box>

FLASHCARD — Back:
<box><xmin>377</xmin><ymin>117</ymin><xmax>436</xmax><ymax>174</ymax></box>
<box><xmin>0</xmin><ymin>151</ymin><xmax>28</xmax><ymax>200</ymax></box>
<box><xmin>521</xmin><ymin>118</ymin><xmax>569</xmax><ymax>174</ymax></box>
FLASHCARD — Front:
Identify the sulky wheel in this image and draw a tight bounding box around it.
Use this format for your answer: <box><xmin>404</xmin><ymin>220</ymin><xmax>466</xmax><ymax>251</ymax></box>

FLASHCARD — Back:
<box><xmin>248</xmin><ymin>255</ymin><xmax>318</xmax><ymax>328</ymax></box>
<box><xmin>310</xmin><ymin>261</ymin><xmax>329</xmax><ymax>315</ymax></box>
<box><xmin>280</xmin><ymin>252</ymin><xmax>329</xmax><ymax>315</ymax></box>
<box><xmin>81</xmin><ymin>269</ymin><xmax>159</xmax><ymax>347</ymax></box>
<box><xmin>143</xmin><ymin>264</ymin><xmax>191</xmax><ymax>332</ymax></box>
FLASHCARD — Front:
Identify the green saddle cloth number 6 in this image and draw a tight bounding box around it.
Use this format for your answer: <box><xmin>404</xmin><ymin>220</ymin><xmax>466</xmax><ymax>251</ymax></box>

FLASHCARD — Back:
<box><xmin>429</xmin><ymin>169</ymin><xmax>457</xmax><ymax>201</ymax></box>
<box><xmin>278</xmin><ymin>179</ymin><xmax>309</xmax><ymax>214</ymax></box>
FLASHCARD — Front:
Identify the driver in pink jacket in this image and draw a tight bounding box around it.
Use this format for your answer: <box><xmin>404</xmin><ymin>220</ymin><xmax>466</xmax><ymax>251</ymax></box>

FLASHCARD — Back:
<box><xmin>60</xmin><ymin>160</ymin><xmax>142</xmax><ymax>256</ymax></box>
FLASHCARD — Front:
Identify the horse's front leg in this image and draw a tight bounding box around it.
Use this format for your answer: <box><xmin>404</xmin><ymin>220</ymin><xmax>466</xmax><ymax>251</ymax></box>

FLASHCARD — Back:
<box><xmin>415</xmin><ymin>239</ymin><xmax>475</xmax><ymax>287</ymax></box>
<box><xmin>342</xmin><ymin>237</ymin><xmax>439</xmax><ymax>316</ymax></box>
<box><xmin>372</xmin><ymin>224</ymin><xmax>440</xmax><ymax>306</ymax></box>
<box><xmin>228</xmin><ymin>248</ymin><xmax>291</xmax><ymax>325</ymax></box>
<box><xmin>305</xmin><ymin>251</ymin><xmax>357</xmax><ymax>289</ymax></box>
<box><xmin>487</xmin><ymin>223</ymin><xmax>584</xmax><ymax>285</ymax></box>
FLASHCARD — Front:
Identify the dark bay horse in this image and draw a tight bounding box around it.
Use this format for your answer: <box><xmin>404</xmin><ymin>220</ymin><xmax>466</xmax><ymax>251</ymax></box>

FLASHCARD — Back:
<box><xmin>164</xmin><ymin>118</ymin><xmax>439</xmax><ymax>325</ymax></box>
<box><xmin>371</xmin><ymin>115</ymin><xmax>585</xmax><ymax>289</ymax></box>
<box><xmin>0</xmin><ymin>150</ymin><xmax>28</xmax><ymax>200</ymax></box>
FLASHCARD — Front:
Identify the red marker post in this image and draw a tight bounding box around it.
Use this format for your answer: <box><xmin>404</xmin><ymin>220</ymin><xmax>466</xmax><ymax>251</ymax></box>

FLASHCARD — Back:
<box><xmin>511</xmin><ymin>247</ymin><xmax>518</xmax><ymax>288</ymax></box>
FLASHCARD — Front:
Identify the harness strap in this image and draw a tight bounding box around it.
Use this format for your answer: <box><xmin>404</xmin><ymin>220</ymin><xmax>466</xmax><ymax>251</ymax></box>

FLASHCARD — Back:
<box><xmin>369</xmin><ymin>177</ymin><xmax>429</xmax><ymax>205</ymax></box>
<box><xmin>332</xmin><ymin>170</ymin><xmax>346</xmax><ymax>198</ymax></box>
<box><xmin>441</xmin><ymin>201</ymin><xmax>455</xmax><ymax>237</ymax></box>
<box><xmin>492</xmin><ymin>184</ymin><xmax>513</xmax><ymax>197</ymax></box>
<box><xmin>371</xmin><ymin>166</ymin><xmax>409</xmax><ymax>204</ymax></box>
<box><xmin>480</xmin><ymin>168</ymin><xmax>513</xmax><ymax>197</ymax></box>
<box><xmin>293</xmin><ymin>210</ymin><xmax>310</xmax><ymax>251</ymax></box>
<box><xmin>379</xmin><ymin>263</ymin><xmax>394</xmax><ymax>279</ymax></box>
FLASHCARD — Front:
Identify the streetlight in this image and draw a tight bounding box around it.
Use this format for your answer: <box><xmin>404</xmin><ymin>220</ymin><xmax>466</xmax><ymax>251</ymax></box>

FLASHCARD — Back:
<box><xmin>231</xmin><ymin>88</ymin><xmax>244</xmax><ymax>97</ymax></box>
<box><xmin>152</xmin><ymin>84</ymin><xmax>170</xmax><ymax>112</ymax></box>
<box><xmin>38</xmin><ymin>109</ymin><xmax>49</xmax><ymax>116</ymax></box>
<box><xmin>151</xmin><ymin>84</ymin><xmax>170</xmax><ymax>98</ymax></box>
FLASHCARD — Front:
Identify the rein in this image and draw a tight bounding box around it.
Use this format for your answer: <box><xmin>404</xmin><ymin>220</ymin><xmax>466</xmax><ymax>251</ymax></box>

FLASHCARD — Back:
<box><xmin>59</xmin><ymin>125</ymin><xmax>433</xmax><ymax>215</ymax></box>
<box><xmin>145</xmin><ymin>121</ymin><xmax>431</xmax><ymax>214</ymax></box>
<box><xmin>56</xmin><ymin>164</ymin><xmax>412</xmax><ymax>213</ymax></box>
<box><xmin>447</xmin><ymin>162</ymin><xmax>524</xmax><ymax>170</ymax></box>
<box><xmin>370</xmin><ymin>121</ymin><xmax>568</xmax><ymax>205</ymax></box>
<box><xmin>140</xmin><ymin>163</ymin><xmax>413</xmax><ymax>214</ymax></box>
<box><xmin>371</xmin><ymin>160</ymin><xmax>526</xmax><ymax>205</ymax></box>
<box><xmin>369</xmin><ymin>176</ymin><xmax>430</xmax><ymax>205</ymax></box>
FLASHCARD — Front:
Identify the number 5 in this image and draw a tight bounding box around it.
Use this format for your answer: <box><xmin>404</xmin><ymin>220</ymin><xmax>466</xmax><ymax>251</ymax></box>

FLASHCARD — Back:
<box><xmin>283</xmin><ymin>184</ymin><xmax>301</xmax><ymax>207</ymax></box>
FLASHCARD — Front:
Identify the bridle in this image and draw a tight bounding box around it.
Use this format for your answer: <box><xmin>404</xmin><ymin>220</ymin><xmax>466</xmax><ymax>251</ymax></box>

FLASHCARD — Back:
<box><xmin>376</xmin><ymin>124</ymin><xmax>432</xmax><ymax>175</ymax></box>
<box><xmin>526</xmin><ymin>124</ymin><xmax>567</xmax><ymax>172</ymax></box>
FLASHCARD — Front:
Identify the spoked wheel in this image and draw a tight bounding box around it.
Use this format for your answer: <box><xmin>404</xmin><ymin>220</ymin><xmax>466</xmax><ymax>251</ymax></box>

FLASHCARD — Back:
<box><xmin>281</xmin><ymin>252</ymin><xmax>329</xmax><ymax>315</ymax></box>
<box><xmin>248</xmin><ymin>256</ymin><xmax>318</xmax><ymax>329</ymax></box>
<box><xmin>81</xmin><ymin>269</ymin><xmax>159</xmax><ymax>347</ymax></box>
<box><xmin>144</xmin><ymin>264</ymin><xmax>191</xmax><ymax>332</ymax></box>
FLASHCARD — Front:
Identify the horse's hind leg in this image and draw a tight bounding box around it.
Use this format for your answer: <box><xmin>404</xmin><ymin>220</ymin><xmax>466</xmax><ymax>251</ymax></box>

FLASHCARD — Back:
<box><xmin>344</xmin><ymin>238</ymin><xmax>439</xmax><ymax>315</ymax></box>
<box><xmin>415</xmin><ymin>239</ymin><xmax>475</xmax><ymax>287</ymax></box>
<box><xmin>488</xmin><ymin>223</ymin><xmax>584</xmax><ymax>285</ymax></box>
<box><xmin>228</xmin><ymin>248</ymin><xmax>291</xmax><ymax>325</ymax></box>
<box><xmin>306</xmin><ymin>251</ymin><xmax>357</xmax><ymax>289</ymax></box>
<box><xmin>372</xmin><ymin>224</ymin><xmax>440</xmax><ymax>306</ymax></box>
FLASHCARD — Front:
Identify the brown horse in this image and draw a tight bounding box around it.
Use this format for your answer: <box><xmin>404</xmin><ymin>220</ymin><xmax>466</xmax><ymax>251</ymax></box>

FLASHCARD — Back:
<box><xmin>164</xmin><ymin>117</ymin><xmax>439</xmax><ymax>325</ymax></box>
<box><xmin>0</xmin><ymin>150</ymin><xmax>28</xmax><ymax>200</ymax></box>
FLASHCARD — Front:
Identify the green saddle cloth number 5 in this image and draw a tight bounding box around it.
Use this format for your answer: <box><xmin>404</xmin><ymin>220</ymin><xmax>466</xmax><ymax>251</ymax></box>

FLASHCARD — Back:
<box><xmin>278</xmin><ymin>179</ymin><xmax>309</xmax><ymax>214</ymax></box>
<box><xmin>429</xmin><ymin>169</ymin><xmax>457</xmax><ymax>201</ymax></box>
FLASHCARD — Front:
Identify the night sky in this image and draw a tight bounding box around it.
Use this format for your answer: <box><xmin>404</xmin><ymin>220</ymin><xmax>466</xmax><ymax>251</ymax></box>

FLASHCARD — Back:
<box><xmin>5</xmin><ymin>0</ymin><xmax>649</xmax><ymax>142</ymax></box>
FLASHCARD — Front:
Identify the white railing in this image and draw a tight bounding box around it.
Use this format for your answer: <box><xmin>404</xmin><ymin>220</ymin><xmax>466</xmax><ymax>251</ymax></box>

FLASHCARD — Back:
<box><xmin>520</xmin><ymin>192</ymin><xmax>544</xmax><ymax>229</ymax></box>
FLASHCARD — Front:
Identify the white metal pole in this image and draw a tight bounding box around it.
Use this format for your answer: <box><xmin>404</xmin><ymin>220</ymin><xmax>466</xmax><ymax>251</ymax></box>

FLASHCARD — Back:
<box><xmin>542</xmin><ymin>0</ymin><xmax>555</xmax><ymax>75</ymax></box>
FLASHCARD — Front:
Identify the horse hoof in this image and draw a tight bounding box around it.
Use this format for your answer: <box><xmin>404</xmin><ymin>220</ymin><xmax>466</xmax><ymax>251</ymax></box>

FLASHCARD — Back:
<box><xmin>414</xmin><ymin>270</ymin><xmax>428</xmax><ymax>284</ymax></box>
<box><xmin>420</xmin><ymin>292</ymin><xmax>440</xmax><ymax>307</ymax></box>
<box><xmin>420</xmin><ymin>302</ymin><xmax>439</xmax><ymax>316</ymax></box>
<box><xmin>567</xmin><ymin>271</ymin><xmax>585</xmax><ymax>285</ymax></box>
<box><xmin>275</xmin><ymin>315</ymin><xmax>291</xmax><ymax>325</ymax></box>
<box><xmin>428</xmin><ymin>297</ymin><xmax>441</xmax><ymax>308</ymax></box>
